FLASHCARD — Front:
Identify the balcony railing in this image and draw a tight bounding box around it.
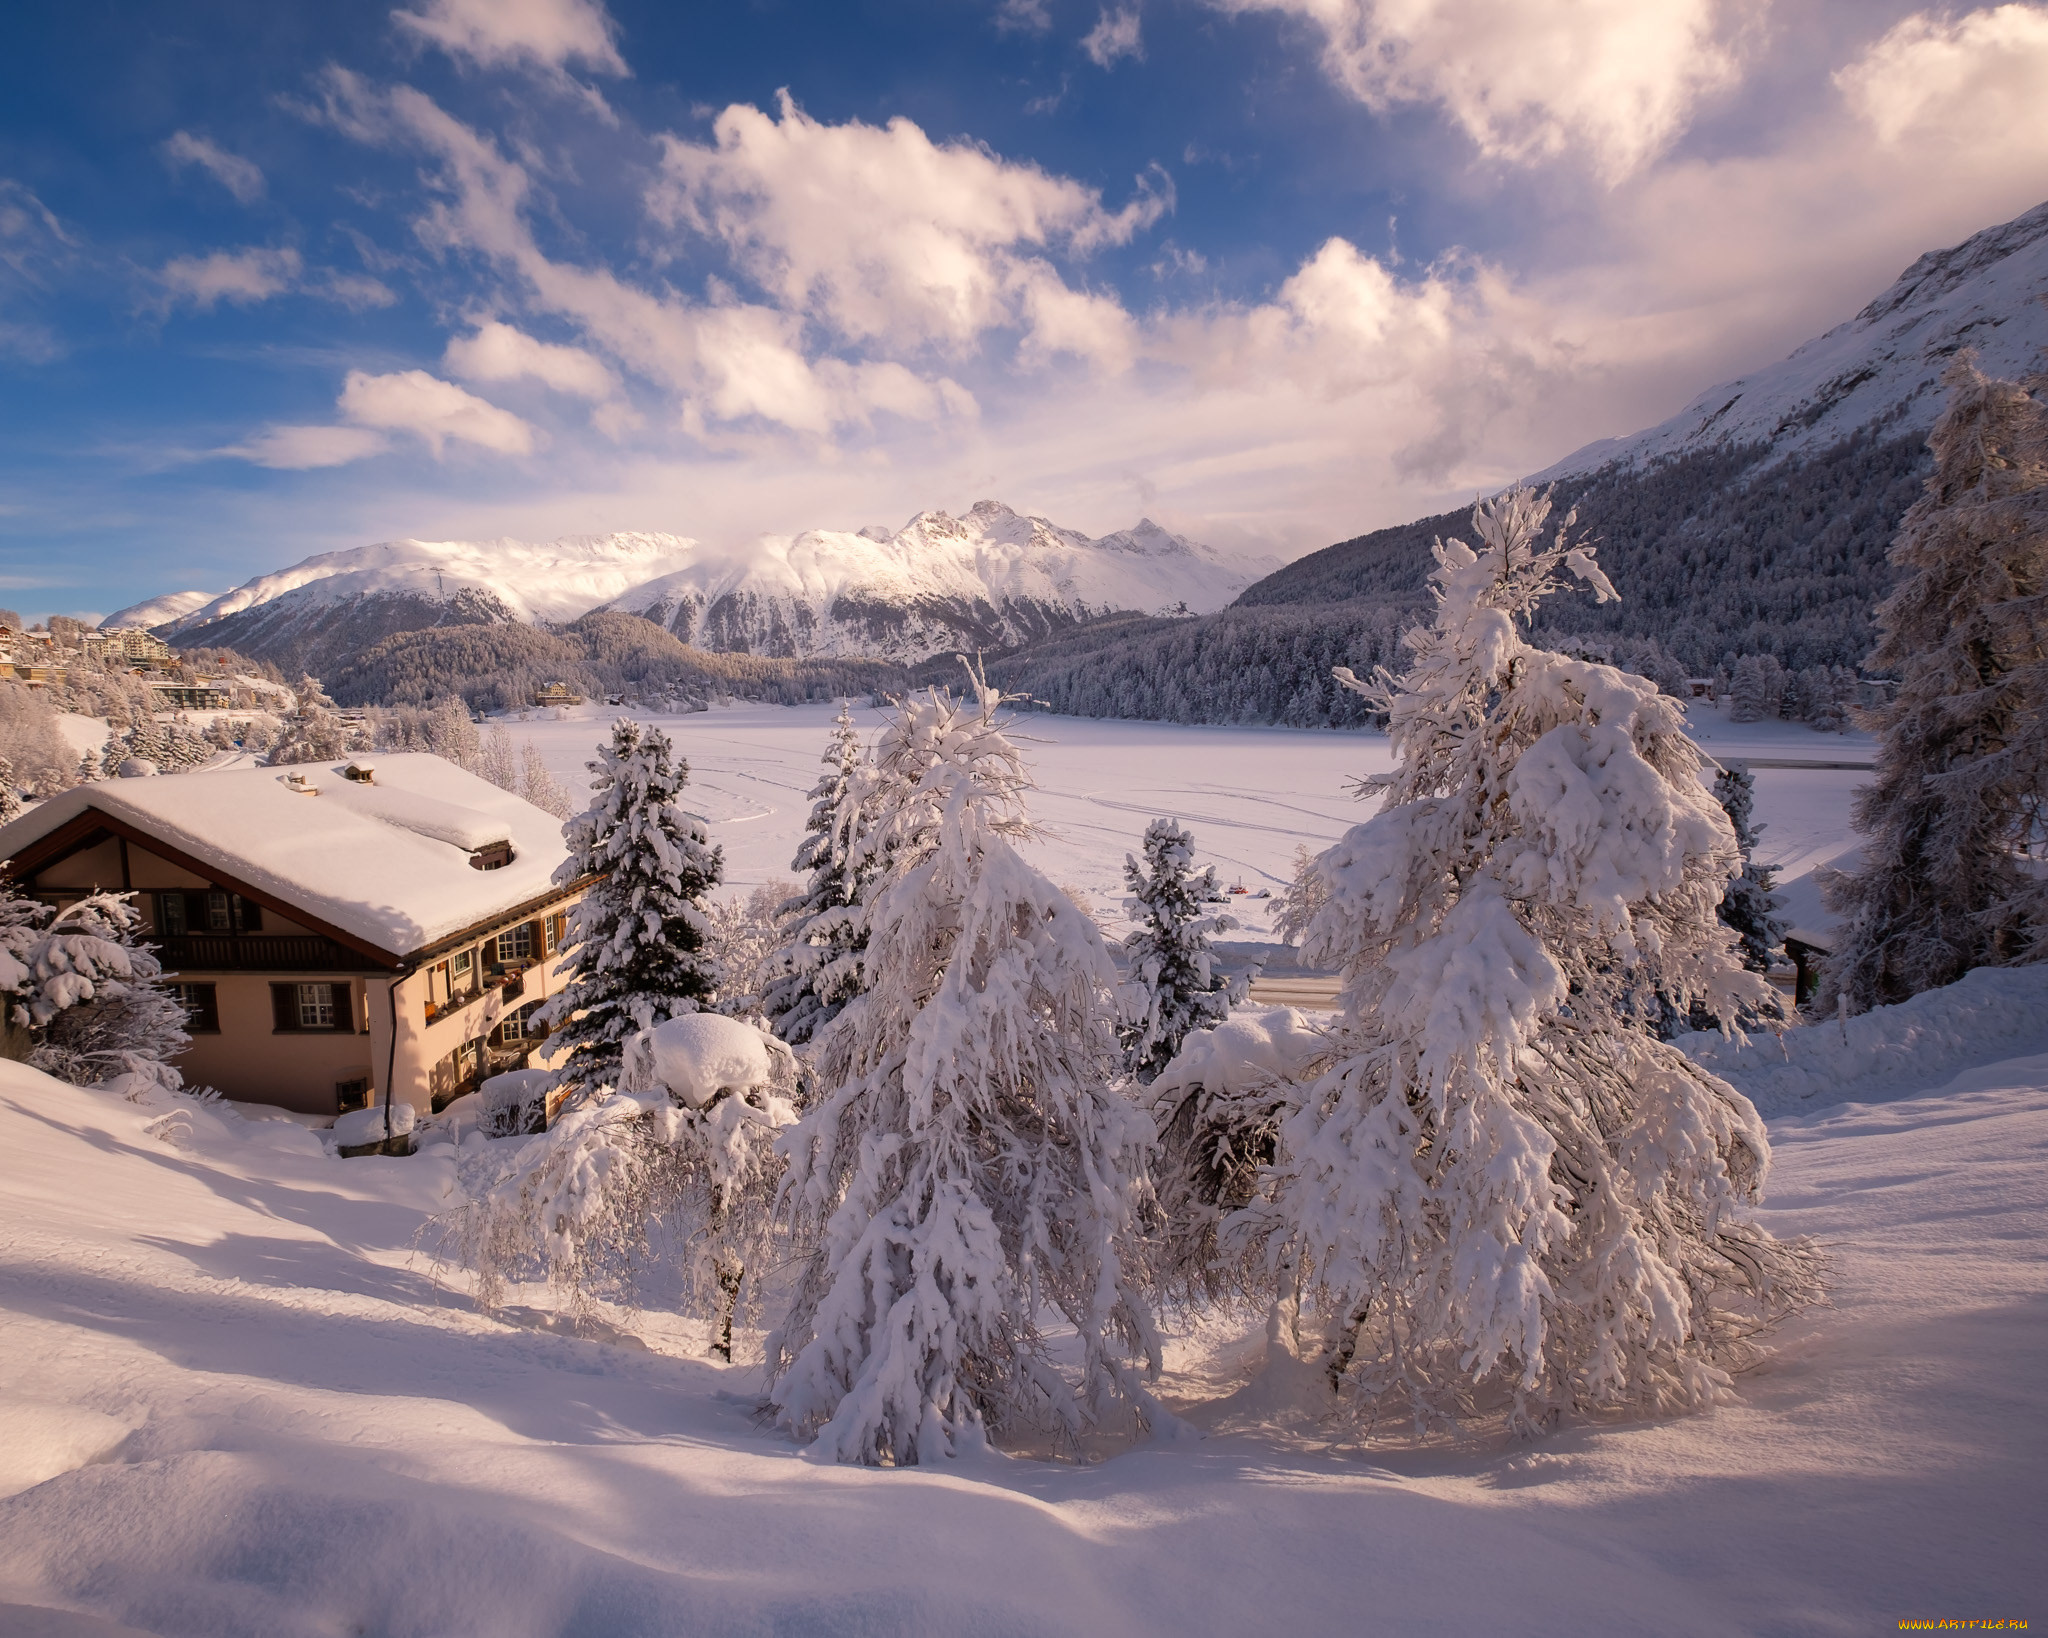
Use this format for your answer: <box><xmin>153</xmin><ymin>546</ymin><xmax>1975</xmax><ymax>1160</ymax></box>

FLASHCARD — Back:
<box><xmin>154</xmin><ymin>933</ymin><xmax>389</xmax><ymax>973</ymax></box>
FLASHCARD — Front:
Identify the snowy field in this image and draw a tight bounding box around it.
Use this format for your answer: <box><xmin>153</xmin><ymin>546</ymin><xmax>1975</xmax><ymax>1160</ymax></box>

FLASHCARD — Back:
<box><xmin>13</xmin><ymin>700</ymin><xmax>2028</xmax><ymax>1638</ymax></box>
<box><xmin>1</xmin><ymin>979</ymin><xmax>2041</xmax><ymax>1635</ymax></box>
<box><xmin>508</xmin><ymin>700</ymin><xmax>1874</xmax><ymax>947</ymax></box>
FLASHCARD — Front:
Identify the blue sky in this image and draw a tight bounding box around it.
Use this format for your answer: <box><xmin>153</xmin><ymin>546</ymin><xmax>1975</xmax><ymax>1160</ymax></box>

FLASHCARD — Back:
<box><xmin>5</xmin><ymin>0</ymin><xmax>2048</xmax><ymax>620</ymax></box>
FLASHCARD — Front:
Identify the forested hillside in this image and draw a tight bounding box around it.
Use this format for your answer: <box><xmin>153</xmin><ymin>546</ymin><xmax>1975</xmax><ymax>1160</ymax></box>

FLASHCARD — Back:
<box><xmin>982</xmin><ymin>427</ymin><xmax>1928</xmax><ymax>727</ymax></box>
<box><xmin>330</xmin><ymin>609</ymin><xmax>911</xmax><ymax>712</ymax></box>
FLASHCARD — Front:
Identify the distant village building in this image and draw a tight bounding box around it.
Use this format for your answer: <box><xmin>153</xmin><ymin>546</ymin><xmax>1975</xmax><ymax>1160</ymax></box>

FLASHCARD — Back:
<box><xmin>0</xmin><ymin>755</ymin><xmax>593</xmax><ymax>1117</ymax></box>
<box><xmin>152</xmin><ymin>682</ymin><xmax>231</xmax><ymax>710</ymax></box>
<box><xmin>533</xmin><ymin>681</ymin><xmax>585</xmax><ymax>707</ymax></box>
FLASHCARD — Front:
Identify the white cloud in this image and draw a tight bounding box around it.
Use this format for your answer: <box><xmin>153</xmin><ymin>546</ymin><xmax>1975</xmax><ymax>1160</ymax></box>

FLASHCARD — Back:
<box><xmin>648</xmin><ymin>92</ymin><xmax>1166</xmax><ymax>359</ymax></box>
<box><xmin>1836</xmin><ymin>4</ymin><xmax>2048</xmax><ymax>148</ymax></box>
<box><xmin>392</xmin><ymin>0</ymin><xmax>627</xmax><ymax>77</ymax></box>
<box><xmin>339</xmin><ymin>368</ymin><xmax>539</xmax><ymax>455</ymax></box>
<box><xmin>161</xmin><ymin>132</ymin><xmax>265</xmax><ymax>203</ymax></box>
<box><xmin>444</xmin><ymin>319</ymin><xmax>618</xmax><ymax>398</ymax></box>
<box><xmin>157</xmin><ymin>246</ymin><xmax>302</xmax><ymax>309</ymax></box>
<box><xmin>222</xmin><ymin>425</ymin><xmax>391</xmax><ymax>469</ymax></box>
<box><xmin>994</xmin><ymin>0</ymin><xmax>1053</xmax><ymax>34</ymax></box>
<box><xmin>318</xmin><ymin>272</ymin><xmax>400</xmax><ymax>310</ymax></box>
<box><xmin>1211</xmin><ymin>0</ymin><xmax>1757</xmax><ymax>180</ymax></box>
<box><xmin>1083</xmin><ymin>6</ymin><xmax>1144</xmax><ymax>67</ymax></box>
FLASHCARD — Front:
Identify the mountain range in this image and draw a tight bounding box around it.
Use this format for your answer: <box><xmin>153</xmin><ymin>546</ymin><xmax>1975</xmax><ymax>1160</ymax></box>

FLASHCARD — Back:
<box><xmin>110</xmin><ymin>197</ymin><xmax>2048</xmax><ymax>721</ymax></box>
<box><xmin>121</xmin><ymin>503</ymin><xmax>1259</xmax><ymax>679</ymax></box>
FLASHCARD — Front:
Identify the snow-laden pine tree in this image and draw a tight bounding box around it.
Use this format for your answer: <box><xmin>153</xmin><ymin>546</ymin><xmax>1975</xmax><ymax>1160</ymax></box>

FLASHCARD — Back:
<box><xmin>761</xmin><ymin>706</ymin><xmax>874</xmax><ymax>1046</ymax></box>
<box><xmin>1712</xmin><ymin>765</ymin><xmax>1784</xmax><ymax>975</ymax></box>
<box><xmin>536</xmin><ymin>720</ymin><xmax>722</xmax><ymax>1095</ymax></box>
<box><xmin>1120</xmin><ymin>817</ymin><xmax>1245</xmax><ymax>1082</ymax></box>
<box><xmin>5</xmin><ymin>891</ymin><xmax>191</xmax><ymax>1092</ymax></box>
<box><xmin>1267</xmin><ymin>487</ymin><xmax>1820</xmax><ymax>1431</ymax></box>
<box><xmin>771</xmin><ymin>674</ymin><xmax>1166</xmax><ymax>1464</ymax></box>
<box><xmin>0</xmin><ymin>757</ymin><xmax>20</xmax><ymax>822</ymax></box>
<box><xmin>1820</xmin><ymin>358</ymin><xmax>2048</xmax><ymax>1012</ymax></box>
<box><xmin>479</xmin><ymin>726</ymin><xmax>517</xmax><ymax>792</ymax></box>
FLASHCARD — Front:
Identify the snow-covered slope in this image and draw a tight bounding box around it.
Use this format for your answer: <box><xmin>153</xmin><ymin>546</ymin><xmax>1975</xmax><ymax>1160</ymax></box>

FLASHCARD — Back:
<box><xmin>159</xmin><ymin>504</ymin><xmax>1252</xmax><ymax>673</ymax></box>
<box><xmin>101</xmin><ymin>590</ymin><xmax>215</xmax><ymax>629</ymax></box>
<box><xmin>610</xmin><ymin>501</ymin><xmax>1255</xmax><ymax>663</ymax></box>
<box><xmin>1</xmin><ymin>978</ymin><xmax>2040</xmax><ymax>1632</ymax></box>
<box><xmin>1541</xmin><ymin>198</ymin><xmax>2048</xmax><ymax>480</ymax></box>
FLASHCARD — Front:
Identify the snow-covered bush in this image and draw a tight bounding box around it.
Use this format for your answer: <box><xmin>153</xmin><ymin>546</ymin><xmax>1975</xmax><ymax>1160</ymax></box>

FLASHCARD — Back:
<box><xmin>1120</xmin><ymin>817</ymin><xmax>1244</xmax><ymax>1082</ymax></box>
<box><xmin>536</xmin><ymin>720</ymin><xmax>722</xmax><ymax>1096</ymax></box>
<box><xmin>1260</xmin><ymin>487</ymin><xmax>1820</xmax><ymax>1432</ymax></box>
<box><xmin>771</xmin><ymin>673</ymin><xmax>1167</xmax><ymax>1464</ymax></box>
<box><xmin>518</xmin><ymin>741</ymin><xmax>572</xmax><ymax>819</ymax></box>
<box><xmin>0</xmin><ymin>681</ymin><xmax>79</xmax><ymax>796</ymax></box>
<box><xmin>3</xmin><ymin>890</ymin><xmax>191</xmax><ymax>1092</ymax></box>
<box><xmin>1273</xmin><ymin>842</ymin><xmax>1332</xmax><ymax>948</ymax></box>
<box><xmin>1821</xmin><ymin>357</ymin><xmax>2048</xmax><ymax>1012</ymax></box>
<box><xmin>762</xmin><ymin>706</ymin><xmax>874</xmax><ymax>1046</ymax></box>
<box><xmin>1144</xmin><ymin>1006</ymin><xmax>1326</xmax><ymax>1312</ymax></box>
<box><xmin>452</xmin><ymin>1013</ymin><xmax>796</xmax><ymax>1355</ymax></box>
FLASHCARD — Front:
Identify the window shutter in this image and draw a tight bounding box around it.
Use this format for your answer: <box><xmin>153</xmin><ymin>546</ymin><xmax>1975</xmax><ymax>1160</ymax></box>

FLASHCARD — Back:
<box><xmin>335</xmin><ymin>982</ymin><xmax>354</xmax><ymax>1034</ymax></box>
<box><xmin>271</xmin><ymin>983</ymin><xmax>293</xmax><ymax>1031</ymax></box>
<box><xmin>236</xmin><ymin>896</ymin><xmax>263</xmax><ymax>933</ymax></box>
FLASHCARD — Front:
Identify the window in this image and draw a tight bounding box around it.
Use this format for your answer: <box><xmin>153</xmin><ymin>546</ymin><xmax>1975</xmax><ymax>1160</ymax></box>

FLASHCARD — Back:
<box><xmin>469</xmin><ymin>842</ymin><xmax>514</xmax><ymax>871</ymax></box>
<box><xmin>335</xmin><ymin>1077</ymin><xmax>370</xmax><ymax>1112</ymax></box>
<box><xmin>170</xmin><ymin>982</ymin><xmax>219</xmax><ymax>1034</ymax></box>
<box><xmin>155</xmin><ymin>890</ymin><xmax>261</xmax><ymax>935</ymax></box>
<box><xmin>451</xmin><ymin>948</ymin><xmax>474</xmax><ymax>984</ymax></box>
<box><xmin>544</xmin><ymin>912</ymin><xmax>564</xmax><ymax>955</ymax></box>
<box><xmin>495</xmin><ymin>924</ymin><xmax>532</xmax><ymax>964</ymax></box>
<box><xmin>496</xmin><ymin>1004</ymin><xmax>544</xmax><ymax>1045</ymax></box>
<box><xmin>271</xmin><ymin>982</ymin><xmax>352</xmax><ymax>1033</ymax></box>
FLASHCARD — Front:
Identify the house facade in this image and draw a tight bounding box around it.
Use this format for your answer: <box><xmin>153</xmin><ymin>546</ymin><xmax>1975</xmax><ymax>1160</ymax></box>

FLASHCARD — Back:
<box><xmin>0</xmin><ymin>754</ymin><xmax>593</xmax><ymax>1117</ymax></box>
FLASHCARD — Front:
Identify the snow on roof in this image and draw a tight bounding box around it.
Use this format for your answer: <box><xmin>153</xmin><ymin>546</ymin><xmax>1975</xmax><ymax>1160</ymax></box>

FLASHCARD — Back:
<box><xmin>0</xmin><ymin>753</ymin><xmax>572</xmax><ymax>958</ymax></box>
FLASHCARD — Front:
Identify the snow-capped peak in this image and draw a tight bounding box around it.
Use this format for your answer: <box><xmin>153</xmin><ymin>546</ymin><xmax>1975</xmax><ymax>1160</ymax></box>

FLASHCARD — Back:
<box><xmin>1536</xmin><ymin>197</ymin><xmax>2048</xmax><ymax>481</ymax></box>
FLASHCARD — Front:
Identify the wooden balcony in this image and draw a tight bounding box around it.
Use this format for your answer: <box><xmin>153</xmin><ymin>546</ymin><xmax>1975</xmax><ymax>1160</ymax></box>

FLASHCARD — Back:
<box><xmin>154</xmin><ymin>933</ymin><xmax>390</xmax><ymax>974</ymax></box>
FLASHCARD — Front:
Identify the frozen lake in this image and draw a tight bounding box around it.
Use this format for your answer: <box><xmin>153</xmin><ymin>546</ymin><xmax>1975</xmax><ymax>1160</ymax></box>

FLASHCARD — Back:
<box><xmin>506</xmin><ymin>699</ymin><xmax>1874</xmax><ymax>944</ymax></box>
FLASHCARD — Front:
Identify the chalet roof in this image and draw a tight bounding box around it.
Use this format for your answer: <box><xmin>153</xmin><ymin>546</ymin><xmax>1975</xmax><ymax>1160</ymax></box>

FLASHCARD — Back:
<box><xmin>0</xmin><ymin>754</ymin><xmax>573</xmax><ymax>959</ymax></box>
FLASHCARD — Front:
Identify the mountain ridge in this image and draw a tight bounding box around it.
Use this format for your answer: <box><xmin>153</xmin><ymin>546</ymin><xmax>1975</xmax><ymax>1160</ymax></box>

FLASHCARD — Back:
<box><xmin>153</xmin><ymin>501</ymin><xmax>1260</xmax><ymax>678</ymax></box>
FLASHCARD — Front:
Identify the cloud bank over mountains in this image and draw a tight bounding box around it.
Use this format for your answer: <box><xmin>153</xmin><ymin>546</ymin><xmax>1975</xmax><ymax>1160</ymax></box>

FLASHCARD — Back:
<box><xmin>9</xmin><ymin>0</ymin><xmax>2048</xmax><ymax>604</ymax></box>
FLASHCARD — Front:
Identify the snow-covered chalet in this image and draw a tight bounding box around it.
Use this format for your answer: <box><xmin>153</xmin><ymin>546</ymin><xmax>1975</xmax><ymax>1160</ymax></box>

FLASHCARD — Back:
<box><xmin>0</xmin><ymin>754</ymin><xmax>592</xmax><ymax>1116</ymax></box>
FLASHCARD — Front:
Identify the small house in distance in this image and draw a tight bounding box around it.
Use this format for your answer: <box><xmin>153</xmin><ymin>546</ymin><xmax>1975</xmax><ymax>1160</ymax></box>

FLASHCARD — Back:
<box><xmin>533</xmin><ymin>681</ymin><xmax>584</xmax><ymax>707</ymax></box>
<box><xmin>0</xmin><ymin>754</ymin><xmax>593</xmax><ymax>1117</ymax></box>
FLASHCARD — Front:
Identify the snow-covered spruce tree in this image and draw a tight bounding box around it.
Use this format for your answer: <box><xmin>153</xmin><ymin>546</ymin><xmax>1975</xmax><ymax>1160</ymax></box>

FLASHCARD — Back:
<box><xmin>0</xmin><ymin>757</ymin><xmax>20</xmax><ymax>822</ymax></box>
<box><xmin>1264</xmin><ymin>487</ymin><xmax>1820</xmax><ymax>1432</ymax></box>
<box><xmin>1120</xmin><ymin>817</ymin><xmax>1246</xmax><ymax>1082</ymax></box>
<box><xmin>761</xmin><ymin>706</ymin><xmax>875</xmax><ymax>1046</ymax></box>
<box><xmin>1712</xmin><ymin>766</ymin><xmax>1784</xmax><ymax>976</ymax></box>
<box><xmin>536</xmin><ymin>720</ymin><xmax>723</xmax><ymax>1095</ymax></box>
<box><xmin>8</xmin><ymin>892</ymin><xmax>191</xmax><ymax>1092</ymax></box>
<box><xmin>1273</xmin><ymin>841</ymin><xmax>1331</xmax><ymax>948</ymax></box>
<box><xmin>1820</xmin><ymin>358</ymin><xmax>2048</xmax><ymax>1013</ymax></box>
<box><xmin>771</xmin><ymin>673</ymin><xmax>1167</xmax><ymax>1464</ymax></box>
